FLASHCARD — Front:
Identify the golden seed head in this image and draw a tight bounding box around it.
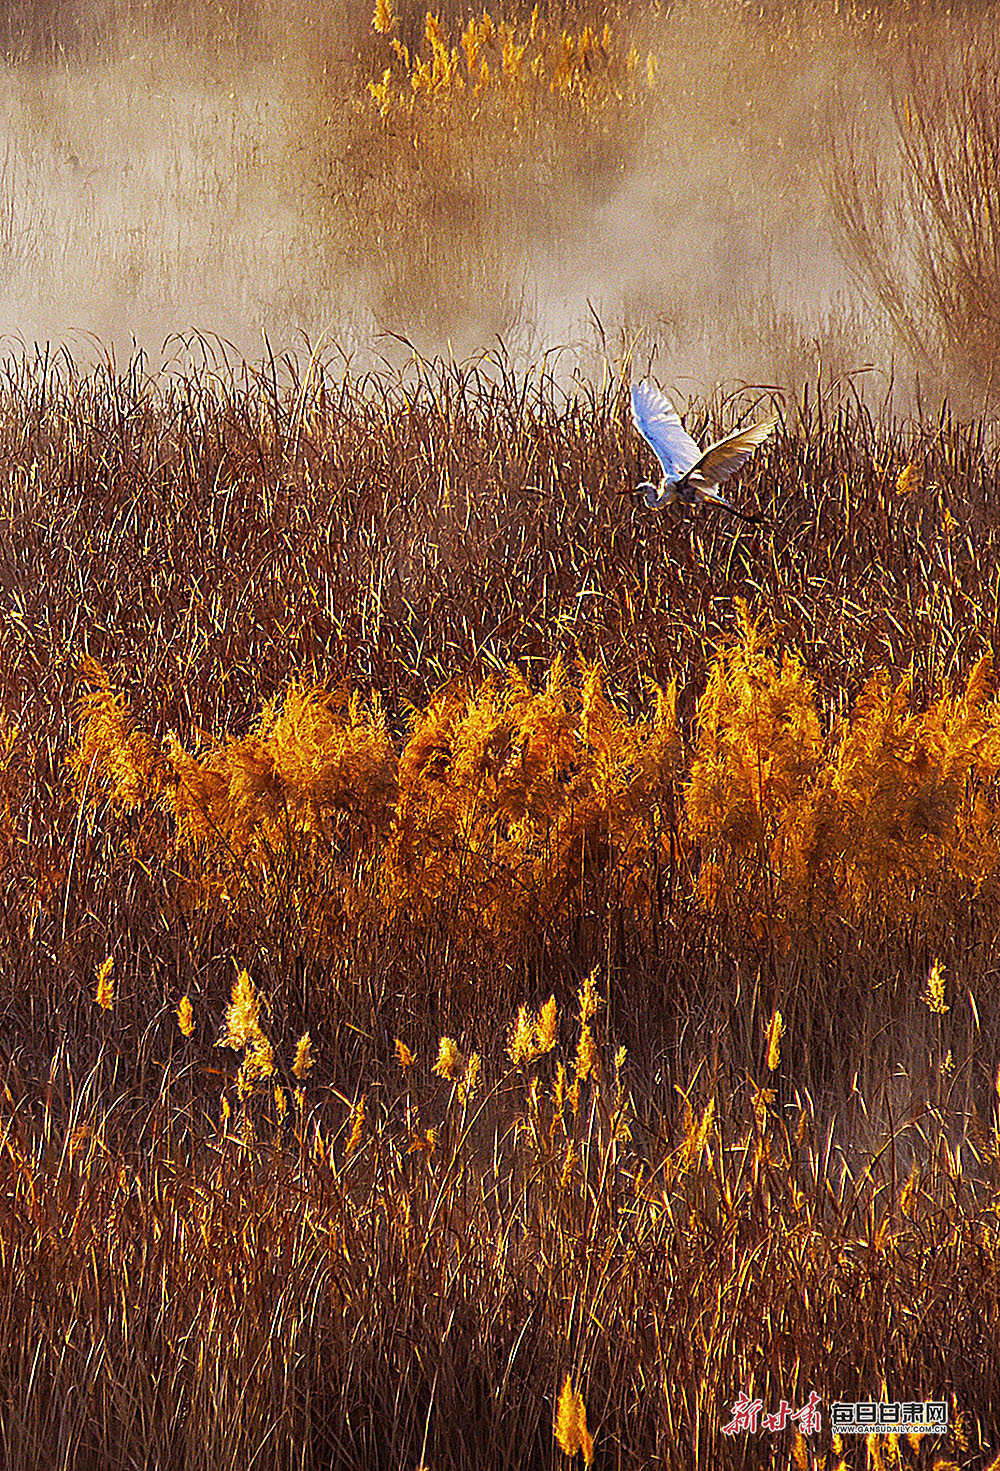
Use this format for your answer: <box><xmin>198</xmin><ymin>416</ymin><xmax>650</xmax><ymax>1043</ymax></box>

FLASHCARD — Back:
<box><xmin>765</xmin><ymin>1009</ymin><xmax>785</xmax><ymax>1071</ymax></box>
<box><xmin>923</xmin><ymin>958</ymin><xmax>949</xmax><ymax>1013</ymax></box>
<box><xmin>216</xmin><ymin>969</ymin><xmax>262</xmax><ymax>1051</ymax></box>
<box><xmin>373</xmin><ymin>0</ymin><xmax>395</xmax><ymax>33</ymax></box>
<box><xmin>536</xmin><ymin>996</ymin><xmax>558</xmax><ymax>1052</ymax></box>
<box><xmin>508</xmin><ymin>1005</ymin><xmax>535</xmax><ymax>1065</ymax></box>
<box><xmin>177</xmin><ymin>994</ymin><xmax>194</xmax><ymax>1036</ymax></box>
<box><xmin>424</xmin><ymin>11</ymin><xmax>443</xmax><ymax>49</ymax></box>
<box><xmin>214</xmin><ymin>971</ymin><xmax>275</xmax><ymax>1096</ymax></box>
<box><xmin>896</xmin><ymin>462</ymin><xmax>920</xmax><ymax>495</ymax></box>
<box><xmin>553</xmin><ymin>1062</ymin><xmax>566</xmax><ymax>1119</ymax></box>
<box><xmin>368</xmin><ymin>68</ymin><xmax>394</xmax><ymax>113</ymax></box>
<box><xmin>395</xmin><ymin>1038</ymin><xmax>416</xmax><ymax>1069</ymax></box>
<box><xmin>574</xmin><ymin>1024</ymin><xmax>597</xmax><ymax>1082</ymax></box>
<box><xmin>95</xmin><ymin>956</ymin><xmax>115</xmax><ymax>1011</ymax></box>
<box><xmin>510</xmin><ymin>998</ymin><xmax>559</xmax><ymax>1065</ymax></box>
<box><xmin>555</xmin><ymin>1375</ymin><xmax>594</xmax><ymax>1465</ymax></box>
<box><xmin>432</xmin><ymin>1036</ymin><xmax>464</xmax><ymax>1081</ymax></box>
<box><xmin>578</xmin><ymin>967</ymin><xmax>600</xmax><ymax>1024</ymax></box>
<box><xmin>293</xmin><ymin>1031</ymin><xmax>314</xmax><ymax>1079</ymax></box>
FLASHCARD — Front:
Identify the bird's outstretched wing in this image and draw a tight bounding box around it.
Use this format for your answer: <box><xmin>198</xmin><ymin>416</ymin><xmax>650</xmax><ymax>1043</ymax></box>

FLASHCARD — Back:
<box><xmin>692</xmin><ymin>414</ymin><xmax>779</xmax><ymax>488</ymax></box>
<box><xmin>630</xmin><ymin>380</ymin><xmax>702</xmax><ymax>484</ymax></box>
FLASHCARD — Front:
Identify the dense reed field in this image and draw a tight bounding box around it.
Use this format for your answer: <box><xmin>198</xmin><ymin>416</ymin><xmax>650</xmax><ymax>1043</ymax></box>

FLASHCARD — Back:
<box><xmin>0</xmin><ymin>344</ymin><xmax>999</xmax><ymax>1467</ymax></box>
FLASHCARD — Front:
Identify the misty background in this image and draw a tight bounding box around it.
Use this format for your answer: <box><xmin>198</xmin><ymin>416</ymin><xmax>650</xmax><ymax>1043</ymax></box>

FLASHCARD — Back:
<box><xmin>0</xmin><ymin>0</ymin><xmax>996</xmax><ymax>405</ymax></box>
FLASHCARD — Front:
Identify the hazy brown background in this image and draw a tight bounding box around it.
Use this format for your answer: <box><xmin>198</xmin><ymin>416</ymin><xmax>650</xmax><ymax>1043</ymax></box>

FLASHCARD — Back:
<box><xmin>0</xmin><ymin>0</ymin><xmax>993</xmax><ymax>401</ymax></box>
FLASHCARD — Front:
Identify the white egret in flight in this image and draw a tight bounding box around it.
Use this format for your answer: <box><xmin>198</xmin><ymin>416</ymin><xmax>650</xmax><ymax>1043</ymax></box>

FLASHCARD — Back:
<box><xmin>630</xmin><ymin>380</ymin><xmax>777</xmax><ymax>523</ymax></box>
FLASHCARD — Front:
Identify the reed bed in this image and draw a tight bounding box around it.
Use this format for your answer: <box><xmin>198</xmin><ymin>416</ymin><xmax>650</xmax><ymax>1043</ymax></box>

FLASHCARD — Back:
<box><xmin>1</xmin><ymin>345</ymin><xmax>999</xmax><ymax>1465</ymax></box>
<box><xmin>1</xmin><ymin>990</ymin><xmax>996</xmax><ymax>1470</ymax></box>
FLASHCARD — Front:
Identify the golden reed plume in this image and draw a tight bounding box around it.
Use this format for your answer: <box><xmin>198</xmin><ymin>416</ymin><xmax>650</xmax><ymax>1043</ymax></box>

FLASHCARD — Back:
<box><xmin>68</xmin><ymin>615</ymin><xmax>1000</xmax><ymax>958</ymax></box>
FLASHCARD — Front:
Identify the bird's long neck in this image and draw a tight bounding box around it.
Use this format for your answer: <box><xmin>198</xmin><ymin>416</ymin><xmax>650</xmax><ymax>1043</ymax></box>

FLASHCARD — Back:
<box><xmin>645</xmin><ymin>479</ymin><xmax>676</xmax><ymax>508</ymax></box>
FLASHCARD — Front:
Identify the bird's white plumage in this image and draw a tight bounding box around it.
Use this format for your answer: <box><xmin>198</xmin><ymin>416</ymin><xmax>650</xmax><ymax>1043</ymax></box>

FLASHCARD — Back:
<box><xmin>630</xmin><ymin>378</ymin><xmax>778</xmax><ymax>519</ymax></box>
<box><xmin>695</xmin><ymin>418</ymin><xmax>779</xmax><ymax>487</ymax></box>
<box><xmin>630</xmin><ymin>381</ymin><xmax>701</xmax><ymax>484</ymax></box>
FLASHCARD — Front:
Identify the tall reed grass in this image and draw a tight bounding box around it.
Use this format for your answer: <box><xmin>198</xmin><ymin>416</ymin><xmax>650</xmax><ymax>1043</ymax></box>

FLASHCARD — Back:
<box><xmin>830</xmin><ymin>22</ymin><xmax>1000</xmax><ymax>400</ymax></box>
<box><xmin>67</xmin><ymin>606</ymin><xmax>1000</xmax><ymax>960</ymax></box>
<box><xmin>1</xmin><ymin>974</ymin><xmax>996</xmax><ymax>1469</ymax></box>
<box><xmin>1</xmin><ymin>347</ymin><xmax>999</xmax><ymax>1465</ymax></box>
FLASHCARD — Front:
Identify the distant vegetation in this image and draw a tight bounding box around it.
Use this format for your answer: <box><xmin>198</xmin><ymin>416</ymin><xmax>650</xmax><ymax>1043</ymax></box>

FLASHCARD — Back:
<box><xmin>831</xmin><ymin>27</ymin><xmax>1000</xmax><ymax>402</ymax></box>
<box><xmin>347</xmin><ymin>1</ymin><xmax>658</xmax><ymax>332</ymax></box>
<box><xmin>1</xmin><ymin>0</ymin><xmax>999</xmax><ymax>396</ymax></box>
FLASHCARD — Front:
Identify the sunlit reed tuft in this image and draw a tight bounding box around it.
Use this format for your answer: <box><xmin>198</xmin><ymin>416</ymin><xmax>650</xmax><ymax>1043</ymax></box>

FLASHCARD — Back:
<box><xmin>923</xmin><ymin>958</ymin><xmax>949</xmax><ymax>1013</ymax></box>
<box><xmin>432</xmin><ymin>1036</ymin><xmax>464</xmax><ymax>1081</ymax></box>
<box><xmin>555</xmin><ymin>1374</ymin><xmax>595</xmax><ymax>1465</ymax></box>
<box><xmin>94</xmin><ymin>955</ymin><xmax>114</xmax><ymax>1011</ymax></box>
<box><xmin>177</xmin><ymin>994</ymin><xmax>194</xmax><ymax>1036</ymax></box>
<box><xmin>293</xmin><ymin>1031</ymin><xmax>314</xmax><ymax>1079</ymax></box>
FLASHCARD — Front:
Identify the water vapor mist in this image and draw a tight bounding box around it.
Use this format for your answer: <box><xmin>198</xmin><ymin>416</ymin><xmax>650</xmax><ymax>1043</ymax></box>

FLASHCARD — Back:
<box><xmin>0</xmin><ymin>0</ymin><xmax>979</xmax><ymax>399</ymax></box>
